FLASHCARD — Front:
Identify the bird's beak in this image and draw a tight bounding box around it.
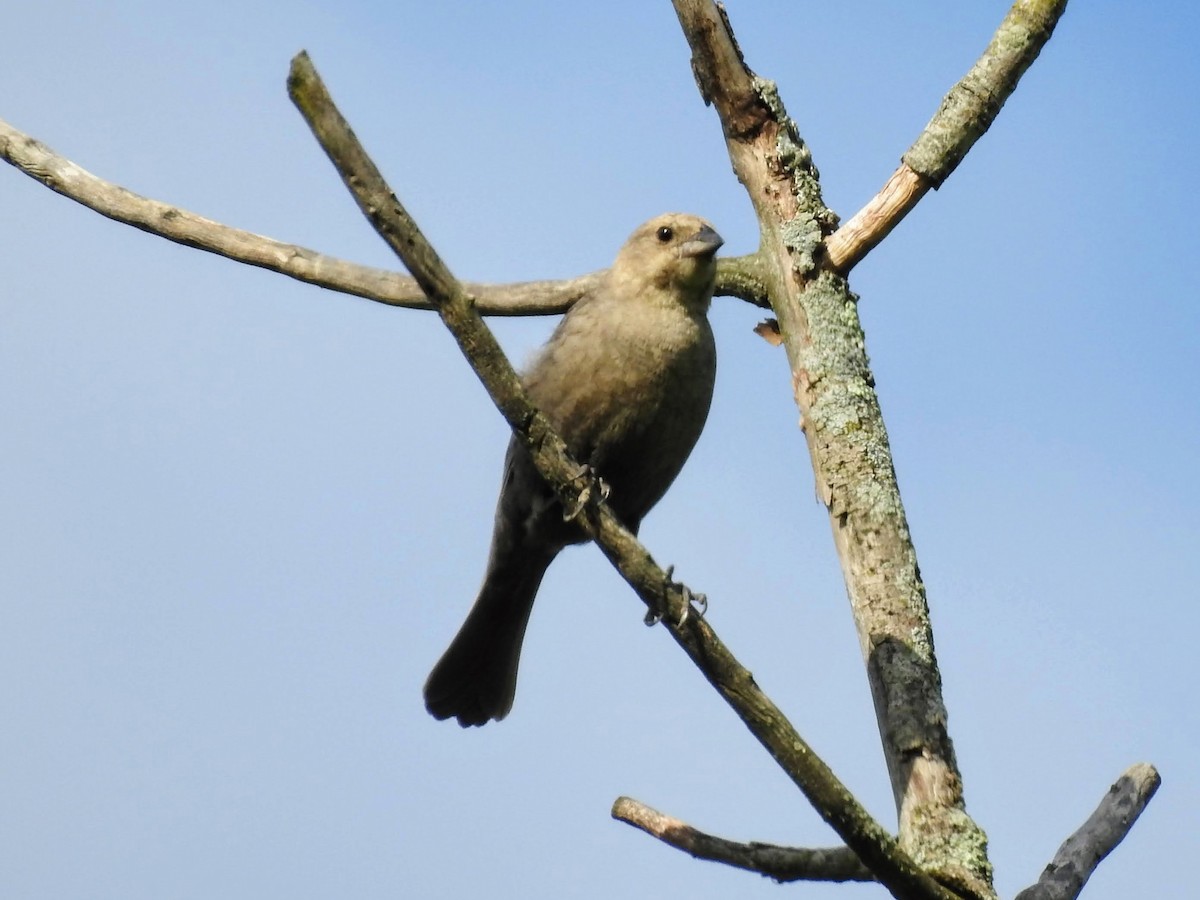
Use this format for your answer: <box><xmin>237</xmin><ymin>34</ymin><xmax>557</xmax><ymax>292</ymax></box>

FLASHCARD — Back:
<box><xmin>679</xmin><ymin>224</ymin><xmax>724</xmax><ymax>259</ymax></box>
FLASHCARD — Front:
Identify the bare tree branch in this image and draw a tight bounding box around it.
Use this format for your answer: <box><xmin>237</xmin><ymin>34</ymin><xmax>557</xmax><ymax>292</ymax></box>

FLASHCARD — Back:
<box><xmin>612</xmin><ymin>796</ymin><xmax>875</xmax><ymax>883</ymax></box>
<box><xmin>286</xmin><ymin>47</ymin><xmax>960</xmax><ymax>900</ymax></box>
<box><xmin>1015</xmin><ymin>764</ymin><xmax>1161</xmax><ymax>900</ymax></box>
<box><xmin>826</xmin><ymin>0</ymin><xmax>1070</xmax><ymax>273</ymax></box>
<box><xmin>6</xmin><ymin>7</ymin><xmax>1155</xmax><ymax>900</ymax></box>
<box><xmin>668</xmin><ymin>0</ymin><xmax>1082</xmax><ymax>895</ymax></box>
<box><xmin>677</xmin><ymin>0</ymin><xmax>977</xmax><ymax>873</ymax></box>
<box><xmin>0</xmin><ymin>116</ymin><xmax>765</xmax><ymax>313</ymax></box>
<box><xmin>824</xmin><ymin>163</ymin><xmax>927</xmax><ymax>275</ymax></box>
<box><xmin>902</xmin><ymin>0</ymin><xmax>1070</xmax><ymax>187</ymax></box>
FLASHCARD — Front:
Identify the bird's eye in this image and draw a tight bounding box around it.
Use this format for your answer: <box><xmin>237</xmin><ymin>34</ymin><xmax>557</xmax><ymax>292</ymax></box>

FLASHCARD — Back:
<box><xmin>656</xmin><ymin>226</ymin><xmax>674</xmax><ymax>242</ymax></box>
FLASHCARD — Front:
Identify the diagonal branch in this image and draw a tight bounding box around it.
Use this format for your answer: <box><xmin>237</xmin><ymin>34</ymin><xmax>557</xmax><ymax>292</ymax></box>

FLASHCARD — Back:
<box><xmin>612</xmin><ymin>796</ymin><xmax>875</xmax><ymax>883</ymax></box>
<box><xmin>1014</xmin><ymin>764</ymin><xmax>1161</xmax><ymax>900</ymax></box>
<box><xmin>0</xmin><ymin>115</ymin><xmax>766</xmax><ymax>312</ymax></box>
<box><xmin>825</xmin><ymin>0</ymin><xmax>1070</xmax><ymax>273</ymax></box>
<box><xmin>286</xmin><ymin>48</ymin><xmax>960</xmax><ymax>900</ymax></box>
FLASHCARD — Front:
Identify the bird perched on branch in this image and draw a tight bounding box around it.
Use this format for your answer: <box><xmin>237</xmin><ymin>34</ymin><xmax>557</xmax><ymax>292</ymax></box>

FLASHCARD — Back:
<box><xmin>424</xmin><ymin>213</ymin><xmax>723</xmax><ymax>726</ymax></box>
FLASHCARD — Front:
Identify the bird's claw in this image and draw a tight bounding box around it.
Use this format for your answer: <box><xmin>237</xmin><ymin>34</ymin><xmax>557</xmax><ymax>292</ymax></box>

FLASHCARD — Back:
<box><xmin>562</xmin><ymin>464</ymin><xmax>610</xmax><ymax>522</ymax></box>
<box><xmin>644</xmin><ymin>565</ymin><xmax>707</xmax><ymax>627</ymax></box>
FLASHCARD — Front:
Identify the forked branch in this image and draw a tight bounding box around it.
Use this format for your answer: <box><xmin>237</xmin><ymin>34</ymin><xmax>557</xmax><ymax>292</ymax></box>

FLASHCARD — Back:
<box><xmin>671</xmin><ymin>0</ymin><xmax>1072</xmax><ymax>896</ymax></box>
<box><xmin>1</xmin><ymin>3</ymin><xmax>1158</xmax><ymax>897</ymax></box>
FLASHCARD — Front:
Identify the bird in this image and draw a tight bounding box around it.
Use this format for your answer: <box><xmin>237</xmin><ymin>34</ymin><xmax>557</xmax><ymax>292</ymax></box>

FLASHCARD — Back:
<box><xmin>423</xmin><ymin>213</ymin><xmax>723</xmax><ymax>726</ymax></box>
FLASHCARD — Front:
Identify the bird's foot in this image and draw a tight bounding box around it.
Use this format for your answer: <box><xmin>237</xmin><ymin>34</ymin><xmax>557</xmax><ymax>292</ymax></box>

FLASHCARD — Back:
<box><xmin>562</xmin><ymin>464</ymin><xmax>610</xmax><ymax>522</ymax></box>
<box><xmin>644</xmin><ymin>565</ymin><xmax>707</xmax><ymax>627</ymax></box>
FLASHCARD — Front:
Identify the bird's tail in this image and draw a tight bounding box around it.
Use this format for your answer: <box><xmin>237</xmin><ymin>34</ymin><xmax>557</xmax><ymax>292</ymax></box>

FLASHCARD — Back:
<box><xmin>423</xmin><ymin>547</ymin><xmax>556</xmax><ymax>726</ymax></box>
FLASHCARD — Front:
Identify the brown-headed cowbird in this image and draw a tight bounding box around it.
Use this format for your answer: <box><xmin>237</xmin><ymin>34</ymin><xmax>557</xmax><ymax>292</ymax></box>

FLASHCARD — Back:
<box><xmin>424</xmin><ymin>213</ymin><xmax>723</xmax><ymax>726</ymax></box>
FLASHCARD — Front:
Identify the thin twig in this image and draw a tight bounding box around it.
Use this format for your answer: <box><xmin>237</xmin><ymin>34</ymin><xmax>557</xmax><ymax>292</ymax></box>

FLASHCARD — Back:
<box><xmin>612</xmin><ymin>796</ymin><xmax>874</xmax><ymax>883</ymax></box>
<box><xmin>1014</xmin><ymin>764</ymin><xmax>1161</xmax><ymax>900</ymax></box>
<box><xmin>0</xmin><ymin>116</ymin><xmax>764</xmax><ymax>312</ymax></box>
<box><xmin>286</xmin><ymin>47</ymin><xmax>953</xmax><ymax>900</ymax></box>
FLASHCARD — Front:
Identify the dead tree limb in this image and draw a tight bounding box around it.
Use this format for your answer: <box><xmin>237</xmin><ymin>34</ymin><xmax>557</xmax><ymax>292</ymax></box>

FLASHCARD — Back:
<box><xmin>1015</xmin><ymin>764</ymin><xmax>1161</xmax><ymax>900</ymax></box>
<box><xmin>612</xmin><ymin>796</ymin><xmax>875</xmax><ymax>883</ymax></box>
<box><xmin>3</xmin><ymin>4</ymin><xmax>1160</xmax><ymax>898</ymax></box>
<box><xmin>0</xmin><ymin>116</ymin><xmax>766</xmax><ymax>313</ymax></box>
<box><xmin>826</xmin><ymin>0</ymin><xmax>1070</xmax><ymax>273</ymax></box>
<box><xmin>670</xmin><ymin>0</ymin><xmax>1068</xmax><ymax>894</ymax></box>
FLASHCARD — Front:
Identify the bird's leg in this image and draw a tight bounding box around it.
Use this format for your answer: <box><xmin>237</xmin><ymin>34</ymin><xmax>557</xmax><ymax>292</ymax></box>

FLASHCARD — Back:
<box><xmin>561</xmin><ymin>463</ymin><xmax>610</xmax><ymax>522</ymax></box>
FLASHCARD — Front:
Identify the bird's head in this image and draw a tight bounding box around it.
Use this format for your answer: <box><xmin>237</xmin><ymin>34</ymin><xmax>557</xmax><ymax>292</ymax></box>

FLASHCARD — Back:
<box><xmin>610</xmin><ymin>213</ymin><xmax>723</xmax><ymax>310</ymax></box>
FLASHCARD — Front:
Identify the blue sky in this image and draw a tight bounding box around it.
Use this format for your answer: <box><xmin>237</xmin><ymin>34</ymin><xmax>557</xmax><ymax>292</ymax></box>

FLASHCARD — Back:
<box><xmin>2</xmin><ymin>2</ymin><xmax>1196</xmax><ymax>898</ymax></box>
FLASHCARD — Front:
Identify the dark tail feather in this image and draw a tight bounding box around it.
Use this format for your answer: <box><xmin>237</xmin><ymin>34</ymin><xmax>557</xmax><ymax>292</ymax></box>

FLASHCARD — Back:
<box><xmin>424</xmin><ymin>549</ymin><xmax>555</xmax><ymax>726</ymax></box>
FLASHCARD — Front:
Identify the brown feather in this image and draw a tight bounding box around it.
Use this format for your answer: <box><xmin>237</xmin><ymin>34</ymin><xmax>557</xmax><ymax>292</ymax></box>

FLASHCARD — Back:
<box><xmin>424</xmin><ymin>213</ymin><xmax>722</xmax><ymax>726</ymax></box>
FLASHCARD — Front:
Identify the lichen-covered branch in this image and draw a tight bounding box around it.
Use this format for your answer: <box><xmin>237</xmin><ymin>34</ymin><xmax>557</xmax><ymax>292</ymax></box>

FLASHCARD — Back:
<box><xmin>903</xmin><ymin>0</ymin><xmax>1070</xmax><ymax>186</ymax></box>
<box><xmin>612</xmin><ymin>796</ymin><xmax>874</xmax><ymax>883</ymax></box>
<box><xmin>825</xmin><ymin>0</ymin><xmax>1069</xmax><ymax>273</ymax></box>
<box><xmin>1015</xmin><ymin>764</ymin><xmax>1161</xmax><ymax>900</ymax></box>
<box><xmin>287</xmin><ymin>47</ymin><xmax>958</xmax><ymax>900</ymax></box>
<box><xmin>0</xmin><ymin>115</ymin><xmax>765</xmax><ymax>313</ymax></box>
<box><xmin>673</xmin><ymin>2</ymin><xmax>1003</xmax><ymax>897</ymax></box>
